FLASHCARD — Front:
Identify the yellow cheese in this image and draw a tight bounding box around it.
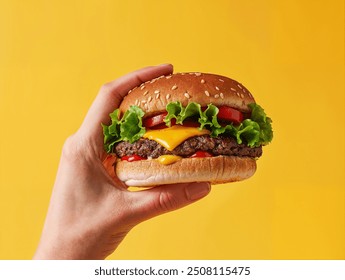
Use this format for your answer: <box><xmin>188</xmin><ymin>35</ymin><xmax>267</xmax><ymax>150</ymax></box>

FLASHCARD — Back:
<box><xmin>143</xmin><ymin>125</ymin><xmax>210</xmax><ymax>151</ymax></box>
<box><xmin>157</xmin><ymin>155</ymin><xmax>182</xmax><ymax>165</ymax></box>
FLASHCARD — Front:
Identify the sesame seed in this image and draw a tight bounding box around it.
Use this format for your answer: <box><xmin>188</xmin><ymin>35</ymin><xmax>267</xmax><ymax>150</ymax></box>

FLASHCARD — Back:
<box><xmin>204</xmin><ymin>90</ymin><xmax>210</xmax><ymax>96</ymax></box>
<box><xmin>148</xmin><ymin>96</ymin><xmax>152</xmax><ymax>102</ymax></box>
<box><xmin>154</xmin><ymin>90</ymin><xmax>160</xmax><ymax>94</ymax></box>
<box><xmin>166</xmin><ymin>75</ymin><xmax>172</xmax><ymax>79</ymax></box>
<box><xmin>220</xmin><ymin>93</ymin><xmax>224</xmax><ymax>99</ymax></box>
<box><xmin>171</xmin><ymin>85</ymin><xmax>178</xmax><ymax>90</ymax></box>
<box><xmin>143</xmin><ymin>90</ymin><xmax>149</xmax><ymax>96</ymax></box>
<box><xmin>144</xmin><ymin>103</ymin><xmax>148</xmax><ymax>109</ymax></box>
<box><xmin>242</xmin><ymin>88</ymin><xmax>246</xmax><ymax>93</ymax></box>
<box><xmin>141</xmin><ymin>100</ymin><xmax>147</xmax><ymax>104</ymax></box>
<box><xmin>184</xmin><ymin>92</ymin><xmax>191</xmax><ymax>99</ymax></box>
<box><xmin>140</xmin><ymin>85</ymin><xmax>145</xmax><ymax>90</ymax></box>
<box><xmin>128</xmin><ymin>89</ymin><xmax>132</xmax><ymax>94</ymax></box>
<box><xmin>166</xmin><ymin>93</ymin><xmax>171</xmax><ymax>99</ymax></box>
<box><xmin>236</xmin><ymin>92</ymin><xmax>240</xmax><ymax>97</ymax></box>
<box><xmin>240</xmin><ymin>93</ymin><xmax>245</xmax><ymax>98</ymax></box>
<box><xmin>238</xmin><ymin>84</ymin><xmax>243</xmax><ymax>89</ymax></box>
<box><xmin>230</xmin><ymin>88</ymin><xmax>236</xmax><ymax>91</ymax></box>
<box><xmin>215</xmin><ymin>86</ymin><xmax>220</xmax><ymax>91</ymax></box>
<box><xmin>195</xmin><ymin>72</ymin><xmax>202</xmax><ymax>76</ymax></box>
<box><xmin>219</xmin><ymin>79</ymin><xmax>224</xmax><ymax>82</ymax></box>
<box><xmin>214</xmin><ymin>94</ymin><xmax>220</xmax><ymax>98</ymax></box>
<box><xmin>135</xmin><ymin>99</ymin><xmax>139</xmax><ymax>105</ymax></box>
<box><xmin>201</xmin><ymin>79</ymin><xmax>205</xmax><ymax>84</ymax></box>
<box><xmin>150</xmin><ymin>79</ymin><xmax>156</xmax><ymax>84</ymax></box>
<box><xmin>156</xmin><ymin>93</ymin><xmax>160</xmax><ymax>99</ymax></box>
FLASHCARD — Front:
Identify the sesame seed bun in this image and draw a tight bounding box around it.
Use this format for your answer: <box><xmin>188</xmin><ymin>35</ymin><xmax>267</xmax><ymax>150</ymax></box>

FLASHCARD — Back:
<box><xmin>119</xmin><ymin>72</ymin><xmax>255</xmax><ymax>117</ymax></box>
<box><xmin>116</xmin><ymin>156</ymin><xmax>256</xmax><ymax>187</ymax></box>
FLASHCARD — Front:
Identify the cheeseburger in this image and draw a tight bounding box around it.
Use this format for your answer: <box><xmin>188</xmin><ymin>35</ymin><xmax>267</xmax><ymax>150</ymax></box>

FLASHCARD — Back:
<box><xmin>102</xmin><ymin>72</ymin><xmax>273</xmax><ymax>187</ymax></box>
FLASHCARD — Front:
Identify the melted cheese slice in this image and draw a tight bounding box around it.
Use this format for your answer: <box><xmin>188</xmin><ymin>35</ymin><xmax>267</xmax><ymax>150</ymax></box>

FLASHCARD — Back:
<box><xmin>143</xmin><ymin>125</ymin><xmax>210</xmax><ymax>151</ymax></box>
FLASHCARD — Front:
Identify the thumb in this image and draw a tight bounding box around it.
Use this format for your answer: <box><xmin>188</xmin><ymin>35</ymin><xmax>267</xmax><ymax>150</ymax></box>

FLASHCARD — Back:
<box><xmin>128</xmin><ymin>182</ymin><xmax>211</xmax><ymax>223</ymax></box>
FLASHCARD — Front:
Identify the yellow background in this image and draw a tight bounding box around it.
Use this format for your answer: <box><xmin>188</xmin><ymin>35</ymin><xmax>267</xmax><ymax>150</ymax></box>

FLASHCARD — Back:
<box><xmin>0</xmin><ymin>0</ymin><xmax>344</xmax><ymax>259</ymax></box>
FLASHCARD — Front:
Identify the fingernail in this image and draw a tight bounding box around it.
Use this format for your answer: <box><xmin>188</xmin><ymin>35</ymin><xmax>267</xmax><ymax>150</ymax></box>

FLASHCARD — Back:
<box><xmin>185</xmin><ymin>182</ymin><xmax>211</xmax><ymax>201</ymax></box>
<box><xmin>158</xmin><ymin>63</ymin><xmax>173</xmax><ymax>67</ymax></box>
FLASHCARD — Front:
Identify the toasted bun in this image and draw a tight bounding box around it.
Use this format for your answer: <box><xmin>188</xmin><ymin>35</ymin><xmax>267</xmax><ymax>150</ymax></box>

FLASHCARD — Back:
<box><xmin>116</xmin><ymin>156</ymin><xmax>256</xmax><ymax>187</ymax></box>
<box><xmin>119</xmin><ymin>72</ymin><xmax>255</xmax><ymax>117</ymax></box>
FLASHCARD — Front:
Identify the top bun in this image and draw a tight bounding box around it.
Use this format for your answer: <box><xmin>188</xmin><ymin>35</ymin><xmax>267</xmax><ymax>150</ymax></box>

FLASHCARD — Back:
<box><xmin>119</xmin><ymin>72</ymin><xmax>255</xmax><ymax>117</ymax></box>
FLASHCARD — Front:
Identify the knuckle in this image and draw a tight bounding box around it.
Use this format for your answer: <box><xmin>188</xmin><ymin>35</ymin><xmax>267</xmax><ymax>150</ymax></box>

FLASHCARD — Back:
<box><xmin>62</xmin><ymin>134</ymin><xmax>99</xmax><ymax>163</ymax></box>
<box><xmin>100</xmin><ymin>82</ymin><xmax>112</xmax><ymax>94</ymax></box>
<box><xmin>157</xmin><ymin>192</ymin><xmax>179</xmax><ymax>212</ymax></box>
<box><xmin>62</xmin><ymin>134</ymin><xmax>83</xmax><ymax>161</ymax></box>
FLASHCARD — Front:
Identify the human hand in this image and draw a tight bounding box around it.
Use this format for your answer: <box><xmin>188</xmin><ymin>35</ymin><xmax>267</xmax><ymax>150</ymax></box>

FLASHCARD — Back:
<box><xmin>33</xmin><ymin>64</ymin><xmax>211</xmax><ymax>259</ymax></box>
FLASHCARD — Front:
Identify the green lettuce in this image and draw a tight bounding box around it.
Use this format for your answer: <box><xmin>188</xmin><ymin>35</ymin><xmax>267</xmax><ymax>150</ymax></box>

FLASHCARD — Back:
<box><xmin>102</xmin><ymin>106</ymin><xmax>145</xmax><ymax>153</ymax></box>
<box><xmin>248</xmin><ymin>103</ymin><xmax>273</xmax><ymax>145</ymax></box>
<box><xmin>164</xmin><ymin>102</ymin><xmax>273</xmax><ymax>147</ymax></box>
<box><xmin>102</xmin><ymin>102</ymin><xmax>273</xmax><ymax>153</ymax></box>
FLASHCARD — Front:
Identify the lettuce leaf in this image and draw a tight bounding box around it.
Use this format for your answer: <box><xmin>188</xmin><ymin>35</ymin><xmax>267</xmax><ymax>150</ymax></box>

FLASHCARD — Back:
<box><xmin>102</xmin><ymin>106</ymin><xmax>145</xmax><ymax>153</ymax></box>
<box><xmin>248</xmin><ymin>103</ymin><xmax>273</xmax><ymax>145</ymax></box>
<box><xmin>164</xmin><ymin>101</ymin><xmax>184</xmax><ymax>126</ymax></box>
<box><xmin>102</xmin><ymin>102</ymin><xmax>273</xmax><ymax>153</ymax></box>
<box><xmin>164</xmin><ymin>102</ymin><xmax>273</xmax><ymax>147</ymax></box>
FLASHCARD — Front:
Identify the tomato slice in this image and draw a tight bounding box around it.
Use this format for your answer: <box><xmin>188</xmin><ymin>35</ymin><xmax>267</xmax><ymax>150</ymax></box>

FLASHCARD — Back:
<box><xmin>190</xmin><ymin>151</ymin><xmax>213</xmax><ymax>158</ymax></box>
<box><xmin>181</xmin><ymin>119</ymin><xmax>200</xmax><ymax>127</ymax></box>
<box><xmin>146</xmin><ymin>119</ymin><xmax>176</xmax><ymax>129</ymax></box>
<box><xmin>143</xmin><ymin>105</ymin><xmax>243</xmax><ymax>129</ymax></box>
<box><xmin>121</xmin><ymin>155</ymin><xmax>145</xmax><ymax>162</ymax></box>
<box><xmin>143</xmin><ymin>112</ymin><xmax>168</xmax><ymax>128</ymax></box>
<box><xmin>143</xmin><ymin>113</ymin><xmax>198</xmax><ymax>129</ymax></box>
<box><xmin>217</xmin><ymin>106</ymin><xmax>243</xmax><ymax>124</ymax></box>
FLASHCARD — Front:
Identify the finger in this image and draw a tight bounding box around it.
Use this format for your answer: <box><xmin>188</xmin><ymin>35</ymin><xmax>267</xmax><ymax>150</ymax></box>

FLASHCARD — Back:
<box><xmin>79</xmin><ymin>64</ymin><xmax>173</xmax><ymax>144</ymax></box>
<box><xmin>102</xmin><ymin>155</ymin><xmax>129</xmax><ymax>189</ymax></box>
<box><xmin>125</xmin><ymin>182</ymin><xmax>211</xmax><ymax>224</ymax></box>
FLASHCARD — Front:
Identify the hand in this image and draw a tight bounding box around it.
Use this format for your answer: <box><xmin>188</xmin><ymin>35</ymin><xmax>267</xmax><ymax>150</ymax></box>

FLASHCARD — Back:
<box><xmin>33</xmin><ymin>64</ymin><xmax>211</xmax><ymax>259</ymax></box>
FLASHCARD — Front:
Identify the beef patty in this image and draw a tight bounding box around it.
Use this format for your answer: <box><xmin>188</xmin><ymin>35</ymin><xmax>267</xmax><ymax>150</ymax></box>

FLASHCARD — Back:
<box><xmin>115</xmin><ymin>135</ymin><xmax>262</xmax><ymax>159</ymax></box>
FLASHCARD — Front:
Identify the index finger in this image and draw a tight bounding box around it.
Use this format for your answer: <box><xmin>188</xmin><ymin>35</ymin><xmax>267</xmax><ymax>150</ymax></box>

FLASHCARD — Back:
<box><xmin>79</xmin><ymin>64</ymin><xmax>173</xmax><ymax>151</ymax></box>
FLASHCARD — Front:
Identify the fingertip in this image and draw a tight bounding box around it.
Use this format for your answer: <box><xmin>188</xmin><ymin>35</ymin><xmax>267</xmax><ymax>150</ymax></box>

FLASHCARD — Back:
<box><xmin>158</xmin><ymin>63</ymin><xmax>173</xmax><ymax>70</ymax></box>
<box><xmin>185</xmin><ymin>182</ymin><xmax>211</xmax><ymax>201</ymax></box>
<box><xmin>152</xmin><ymin>63</ymin><xmax>173</xmax><ymax>76</ymax></box>
<box><xmin>127</xmin><ymin>181</ymin><xmax>211</xmax><ymax>222</ymax></box>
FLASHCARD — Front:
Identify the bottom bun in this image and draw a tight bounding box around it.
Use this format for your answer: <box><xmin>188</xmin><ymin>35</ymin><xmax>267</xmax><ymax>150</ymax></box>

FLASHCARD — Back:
<box><xmin>115</xmin><ymin>156</ymin><xmax>257</xmax><ymax>187</ymax></box>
